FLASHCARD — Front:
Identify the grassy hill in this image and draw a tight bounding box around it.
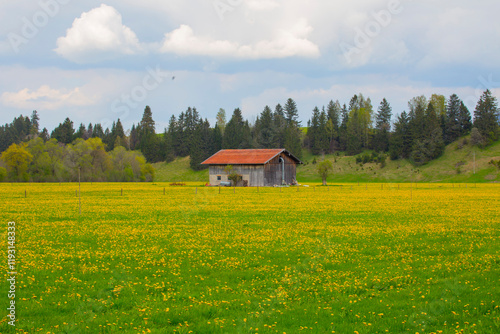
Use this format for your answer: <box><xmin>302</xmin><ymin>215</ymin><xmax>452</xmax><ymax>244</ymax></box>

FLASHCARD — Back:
<box><xmin>153</xmin><ymin>157</ymin><xmax>209</xmax><ymax>183</ymax></box>
<box><xmin>153</xmin><ymin>139</ymin><xmax>500</xmax><ymax>183</ymax></box>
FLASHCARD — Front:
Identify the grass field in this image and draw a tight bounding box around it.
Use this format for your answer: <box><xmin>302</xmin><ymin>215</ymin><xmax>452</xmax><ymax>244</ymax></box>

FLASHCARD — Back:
<box><xmin>152</xmin><ymin>140</ymin><xmax>500</xmax><ymax>183</ymax></box>
<box><xmin>297</xmin><ymin>139</ymin><xmax>500</xmax><ymax>184</ymax></box>
<box><xmin>0</xmin><ymin>182</ymin><xmax>499</xmax><ymax>333</ymax></box>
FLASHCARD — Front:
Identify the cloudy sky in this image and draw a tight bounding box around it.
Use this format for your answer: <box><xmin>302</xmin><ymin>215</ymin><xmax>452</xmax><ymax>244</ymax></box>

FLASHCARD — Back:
<box><xmin>1</xmin><ymin>0</ymin><xmax>499</xmax><ymax>132</ymax></box>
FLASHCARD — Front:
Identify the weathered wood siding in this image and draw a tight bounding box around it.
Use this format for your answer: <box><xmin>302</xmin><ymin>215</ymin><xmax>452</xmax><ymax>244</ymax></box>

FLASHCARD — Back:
<box><xmin>209</xmin><ymin>165</ymin><xmax>265</xmax><ymax>187</ymax></box>
<box><xmin>264</xmin><ymin>153</ymin><xmax>297</xmax><ymax>186</ymax></box>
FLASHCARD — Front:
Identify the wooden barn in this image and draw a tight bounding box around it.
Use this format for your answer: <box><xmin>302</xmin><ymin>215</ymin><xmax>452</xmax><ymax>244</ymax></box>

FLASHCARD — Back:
<box><xmin>201</xmin><ymin>149</ymin><xmax>302</xmax><ymax>187</ymax></box>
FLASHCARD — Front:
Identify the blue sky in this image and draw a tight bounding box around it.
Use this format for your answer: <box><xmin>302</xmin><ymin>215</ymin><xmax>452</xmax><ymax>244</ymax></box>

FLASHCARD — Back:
<box><xmin>0</xmin><ymin>0</ymin><xmax>499</xmax><ymax>132</ymax></box>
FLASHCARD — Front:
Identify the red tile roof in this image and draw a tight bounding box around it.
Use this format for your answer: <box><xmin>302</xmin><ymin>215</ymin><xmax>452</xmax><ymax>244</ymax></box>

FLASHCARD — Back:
<box><xmin>202</xmin><ymin>149</ymin><xmax>301</xmax><ymax>165</ymax></box>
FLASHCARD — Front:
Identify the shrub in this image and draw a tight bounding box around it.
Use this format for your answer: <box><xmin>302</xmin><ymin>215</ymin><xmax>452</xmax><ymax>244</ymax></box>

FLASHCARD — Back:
<box><xmin>455</xmin><ymin>161</ymin><xmax>465</xmax><ymax>174</ymax></box>
<box><xmin>228</xmin><ymin>172</ymin><xmax>242</xmax><ymax>185</ymax></box>
<box><xmin>489</xmin><ymin>159</ymin><xmax>500</xmax><ymax>170</ymax></box>
<box><xmin>378</xmin><ymin>154</ymin><xmax>387</xmax><ymax>168</ymax></box>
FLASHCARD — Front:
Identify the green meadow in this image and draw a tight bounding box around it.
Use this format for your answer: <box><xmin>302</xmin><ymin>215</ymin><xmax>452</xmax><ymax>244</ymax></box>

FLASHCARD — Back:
<box><xmin>0</xmin><ymin>182</ymin><xmax>498</xmax><ymax>333</ymax></box>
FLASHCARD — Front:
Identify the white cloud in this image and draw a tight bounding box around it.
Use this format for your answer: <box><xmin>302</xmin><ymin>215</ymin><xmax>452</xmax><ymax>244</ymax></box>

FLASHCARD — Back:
<box><xmin>0</xmin><ymin>85</ymin><xmax>94</xmax><ymax>110</ymax></box>
<box><xmin>159</xmin><ymin>25</ymin><xmax>240</xmax><ymax>57</ymax></box>
<box><xmin>159</xmin><ymin>19</ymin><xmax>320</xmax><ymax>59</ymax></box>
<box><xmin>417</xmin><ymin>5</ymin><xmax>500</xmax><ymax>69</ymax></box>
<box><xmin>246</xmin><ymin>0</ymin><xmax>280</xmax><ymax>11</ymax></box>
<box><xmin>55</xmin><ymin>4</ymin><xmax>142</xmax><ymax>63</ymax></box>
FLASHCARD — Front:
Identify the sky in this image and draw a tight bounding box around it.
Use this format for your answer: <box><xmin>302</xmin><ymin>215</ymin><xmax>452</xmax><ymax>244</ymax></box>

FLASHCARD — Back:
<box><xmin>0</xmin><ymin>0</ymin><xmax>499</xmax><ymax>132</ymax></box>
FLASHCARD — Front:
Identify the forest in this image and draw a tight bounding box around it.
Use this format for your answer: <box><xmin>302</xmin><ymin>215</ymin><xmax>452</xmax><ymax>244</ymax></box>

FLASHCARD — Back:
<box><xmin>0</xmin><ymin>90</ymin><xmax>498</xmax><ymax>182</ymax></box>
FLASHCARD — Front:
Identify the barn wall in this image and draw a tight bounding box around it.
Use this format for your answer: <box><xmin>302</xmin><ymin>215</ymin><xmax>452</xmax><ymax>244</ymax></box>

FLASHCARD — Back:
<box><xmin>209</xmin><ymin>165</ymin><xmax>265</xmax><ymax>187</ymax></box>
<box><xmin>209</xmin><ymin>166</ymin><xmax>228</xmax><ymax>185</ymax></box>
<box><xmin>264</xmin><ymin>153</ymin><xmax>297</xmax><ymax>186</ymax></box>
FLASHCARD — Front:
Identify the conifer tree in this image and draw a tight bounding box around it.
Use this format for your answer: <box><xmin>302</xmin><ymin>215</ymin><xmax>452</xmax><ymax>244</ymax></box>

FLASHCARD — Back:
<box><xmin>138</xmin><ymin>106</ymin><xmax>160</xmax><ymax>162</ymax></box>
<box><xmin>389</xmin><ymin>111</ymin><xmax>411</xmax><ymax>159</ymax></box>
<box><xmin>160</xmin><ymin>128</ymin><xmax>175</xmax><ymax>163</ymax></box>
<box><xmin>474</xmin><ymin>89</ymin><xmax>499</xmax><ymax>143</ymax></box>
<box><xmin>346</xmin><ymin>109</ymin><xmax>362</xmax><ymax>155</ymax></box>
<box><xmin>257</xmin><ymin>106</ymin><xmax>278</xmax><ymax>148</ymax></box>
<box><xmin>326</xmin><ymin>100</ymin><xmax>341</xmax><ymax>135</ymax></box>
<box><xmin>75</xmin><ymin>123</ymin><xmax>86</xmax><ymax>140</ymax></box>
<box><xmin>30</xmin><ymin>110</ymin><xmax>40</xmax><ymax>136</ymax></box>
<box><xmin>190</xmin><ymin>119</ymin><xmax>212</xmax><ymax>170</ymax></box>
<box><xmin>274</xmin><ymin>104</ymin><xmax>286</xmax><ymax>147</ymax></box>
<box><xmin>373</xmin><ymin>98</ymin><xmax>392</xmax><ymax>152</ymax></box>
<box><xmin>223</xmin><ymin>108</ymin><xmax>251</xmax><ymax>149</ymax></box>
<box><xmin>444</xmin><ymin>94</ymin><xmax>462</xmax><ymax>144</ymax></box>
<box><xmin>92</xmin><ymin>124</ymin><xmax>104</xmax><ymax>139</ymax></box>
<box><xmin>308</xmin><ymin>106</ymin><xmax>320</xmax><ymax>154</ymax></box>
<box><xmin>283</xmin><ymin>98</ymin><xmax>302</xmax><ymax>158</ymax></box>
<box><xmin>317</xmin><ymin>107</ymin><xmax>329</xmax><ymax>153</ymax></box>
<box><xmin>458</xmin><ymin>102</ymin><xmax>472</xmax><ymax>136</ymax></box>
<box><xmin>212</xmin><ymin>124</ymin><xmax>223</xmax><ymax>153</ymax></box>
<box><xmin>51</xmin><ymin>118</ymin><xmax>75</xmax><ymax>144</ymax></box>
<box><xmin>338</xmin><ymin>104</ymin><xmax>349</xmax><ymax>151</ymax></box>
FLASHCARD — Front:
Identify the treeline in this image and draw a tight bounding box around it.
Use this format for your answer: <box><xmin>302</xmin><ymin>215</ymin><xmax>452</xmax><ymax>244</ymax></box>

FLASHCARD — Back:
<box><xmin>0</xmin><ymin>90</ymin><xmax>498</xmax><ymax>179</ymax></box>
<box><xmin>0</xmin><ymin>137</ymin><xmax>154</xmax><ymax>182</ymax></box>
<box><xmin>29</xmin><ymin>100</ymin><xmax>303</xmax><ymax>172</ymax></box>
<box><xmin>0</xmin><ymin>108</ymin><xmax>156</xmax><ymax>182</ymax></box>
<box><xmin>304</xmin><ymin>90</ymin><xmax>498</xmax><ymax>165</ymax></box>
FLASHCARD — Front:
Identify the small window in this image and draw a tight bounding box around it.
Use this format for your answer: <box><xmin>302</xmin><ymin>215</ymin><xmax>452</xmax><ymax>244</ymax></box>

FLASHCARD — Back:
<box><xmin>217</xmin><ymin>175</ymin><xmax>222</xmax><ymax>181</ymax></box>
